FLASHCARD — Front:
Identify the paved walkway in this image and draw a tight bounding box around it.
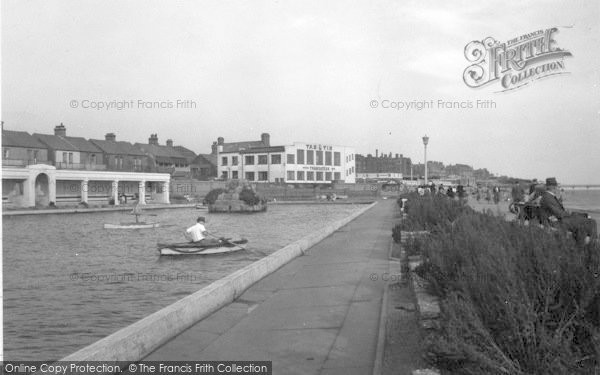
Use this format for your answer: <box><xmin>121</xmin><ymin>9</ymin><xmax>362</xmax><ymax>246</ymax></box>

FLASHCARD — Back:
<box><xmin>144</xmin><ymin>199</ymin><xmax>396</xmax><ymax>375</ymax></box>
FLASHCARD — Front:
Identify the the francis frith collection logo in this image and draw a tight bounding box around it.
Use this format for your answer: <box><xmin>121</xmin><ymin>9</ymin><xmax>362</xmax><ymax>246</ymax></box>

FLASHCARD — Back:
<box><xmin>463</xmin><ymin>27</ymin><xmax>572</xmax><ymax>92</ymax></box>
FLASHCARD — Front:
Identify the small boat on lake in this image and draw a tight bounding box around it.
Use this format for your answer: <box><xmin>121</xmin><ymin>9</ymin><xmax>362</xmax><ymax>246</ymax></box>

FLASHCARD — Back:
<box><xmin>104</xmin><ymin>209</ymin><xmax>159</xmax><ymax>229</ymax></box>
<box><xmin>157</xmin><ymin>238</ymin><xmax>248</xmax><ymax>256</ymax></box>
<box><xmin>104</xmin><ymin>222</ymin><xmax>160</xmax><ymax>229</ymax></box>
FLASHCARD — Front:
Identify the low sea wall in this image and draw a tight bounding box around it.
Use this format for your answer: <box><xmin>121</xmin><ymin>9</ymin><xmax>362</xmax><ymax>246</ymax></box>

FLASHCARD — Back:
<box><xmin>60</xmin><ymin>201</ymin><xmax>378</xmax><ymax>364</ymax></box>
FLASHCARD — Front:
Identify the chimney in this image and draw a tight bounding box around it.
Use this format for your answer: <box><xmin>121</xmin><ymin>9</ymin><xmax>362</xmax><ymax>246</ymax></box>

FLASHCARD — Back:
<box><xmin>395</xmin><ymin>153</ymin><xmax>399</xmax><ymax>158</ymax></box>
<box><xmin>148</xmin><ymin>133</ymin><xmax>158</xmax><ymax>145</ymax></box>
<box><xmin>54</xmin><ymin>123</ymin><xmax>67</xmax><ymax>137</ymax></box>
<box><xmin>105</xmin><ymin>133</ymin><xmax>116</xmax><ymax>141</ymax></box>
<box><xmin>375</xmin><ymin>149</ymin><xmax>378</xmax><ymax>158</ymax></box>
<box><xmin>217</xmin><ymin>137</ymin><xmax>224</xmax><ymax>145</ymax></box>
<box><xmin>261</xmin><ymin>133</ymin><xmax>270</xmax><ymax>146</ymax></box>
<box><xmin>389</xmin><ymin>152</ymin><xmax>392</xmax><ymax>158</ymax></box>
<box><xmin>211</xmin><ymin>141</ymin><xmax>218</xmax><ymax>155</ymax></box>
<box><xmin>166</xmin><ymin>139</ymin><xmax>173</xmax><ymax>147</ymax></box>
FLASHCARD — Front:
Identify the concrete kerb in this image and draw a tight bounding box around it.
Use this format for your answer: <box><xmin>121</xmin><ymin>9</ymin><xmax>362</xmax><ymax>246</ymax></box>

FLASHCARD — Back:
<box><xmin>61</xmin><ymin>202</ymin><xmax>378</xmax><ymax>365</ymax></box>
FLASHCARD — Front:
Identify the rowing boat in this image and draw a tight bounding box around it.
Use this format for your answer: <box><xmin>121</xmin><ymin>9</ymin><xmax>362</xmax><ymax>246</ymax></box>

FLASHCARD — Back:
<box><xmin>104</xmin><ymin>222</ymin><xmax>160</xmax><ymax>229</ymax></box>
<box><xmin>157</xmin><ymin>238</ymin><xmax>248</xmax><ymax>256</ymax></box>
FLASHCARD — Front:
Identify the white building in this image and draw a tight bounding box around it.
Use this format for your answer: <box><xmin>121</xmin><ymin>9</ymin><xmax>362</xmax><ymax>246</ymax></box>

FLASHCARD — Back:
<box><xmin>217</xmin><ymin>141</ymin><xmax>355</xmax><ymax>184</ymax></box>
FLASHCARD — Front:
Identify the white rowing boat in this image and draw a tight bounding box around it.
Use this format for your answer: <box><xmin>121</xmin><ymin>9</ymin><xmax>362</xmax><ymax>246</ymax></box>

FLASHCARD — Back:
<box><xmin>157</xmin><ymin>238</ymin><xmax>247</xmax><ymax>255</ymax></box>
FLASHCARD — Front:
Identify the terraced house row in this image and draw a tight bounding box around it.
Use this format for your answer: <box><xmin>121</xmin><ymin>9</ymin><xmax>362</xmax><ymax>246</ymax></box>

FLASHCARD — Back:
<box><xmin>1</xmin><ymin>123</ymin><xmax>218</xmax><ymax>208</ymax></box>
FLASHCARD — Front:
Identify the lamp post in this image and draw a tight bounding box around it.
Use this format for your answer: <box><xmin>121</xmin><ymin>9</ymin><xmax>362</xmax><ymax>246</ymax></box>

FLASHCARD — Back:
<box><xmin>422</xmin><ymin>135</ymin><xmax>429</xmax><ymax>185</ymax></box>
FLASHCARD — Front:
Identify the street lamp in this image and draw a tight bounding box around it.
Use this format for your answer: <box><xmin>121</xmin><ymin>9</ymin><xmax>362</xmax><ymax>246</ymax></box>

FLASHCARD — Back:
<box><xmin>422</xmin><ymin>135</ymin><xmax>429</xmax><ymax>185</ymax></box>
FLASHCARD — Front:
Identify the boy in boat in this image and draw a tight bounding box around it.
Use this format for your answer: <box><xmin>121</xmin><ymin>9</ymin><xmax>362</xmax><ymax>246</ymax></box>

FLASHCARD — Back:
<box><xmin>185</xmin><ymin>217</ymin><xmax>220</xmax><ymax>245</ymax></box>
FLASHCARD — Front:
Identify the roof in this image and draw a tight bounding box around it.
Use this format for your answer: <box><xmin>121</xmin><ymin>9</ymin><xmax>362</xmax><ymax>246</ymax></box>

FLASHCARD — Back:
<box><xmin>33</xmin><ymin>133</ymin><xmax>102</xmax><ymax>153</ymax></box>
<box><xmin>239</xmin><ymin>146</ymin><xmax>286</xmax><ymax>154</ymax></box>
<box><xmin>134</xmin><ymin>143</ymin><xmax>188</xmax><ymax>162</ymax></box>
<box><xmin>89</xmin><ymin>139</ymin><xmax>146</xmax><ymax>156</ymax></box>
<box><xmin>174</xmin><ymin>145</ymin><xmax>197</xmax><ymax>162</ymax></box>
<box><xmin>222</xmin><ymin>140</ymin><xmax>266</xmax><ymax>153</ymax></box>
<box><xmin>192</xmin><ymin>153</ymin><xmax>217</xmax><ymax>166</ymax></box>
<box><xmin>2</xmin><ymin>130</ymin><xmax>47</xmax><ymax>149</ymax></box>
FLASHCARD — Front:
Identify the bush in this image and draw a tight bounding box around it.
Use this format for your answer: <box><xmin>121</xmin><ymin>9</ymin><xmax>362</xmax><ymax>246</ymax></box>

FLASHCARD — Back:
<box><xmin>203</xmin><ymin>188</ymin><xmax>226</xmax><ymax>205</ymax></box>
<box><xmin>239</xmin><ymin>188</ymin><xmax>261</xmax><ymax>206</ymax></box>
<box><xmin>402</xmin><ymin>194</ymin><xmax>600</xmax><ymax>374</ymax></box>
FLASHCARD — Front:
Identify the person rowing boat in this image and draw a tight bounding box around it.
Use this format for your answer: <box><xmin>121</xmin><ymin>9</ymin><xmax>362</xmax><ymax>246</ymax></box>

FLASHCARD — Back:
<box><xmin>184</xmin><ymin>216</ymin><xmax>220</xmax><ymax>246</ymax></box>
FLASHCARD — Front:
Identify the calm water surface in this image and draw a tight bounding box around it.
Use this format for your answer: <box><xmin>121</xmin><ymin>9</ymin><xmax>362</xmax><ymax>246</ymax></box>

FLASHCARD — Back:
<box><xmin>3</xmin><ymin>204</ymin><xmax>364</xmax><ymax>360</ymax></box>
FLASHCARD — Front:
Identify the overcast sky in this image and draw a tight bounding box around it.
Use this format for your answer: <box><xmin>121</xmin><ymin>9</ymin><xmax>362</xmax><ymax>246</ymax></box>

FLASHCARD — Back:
<box><xmin>2</xmin><ymin>0</ymin><xmax>599</xmax><ymax>183</ymax></box>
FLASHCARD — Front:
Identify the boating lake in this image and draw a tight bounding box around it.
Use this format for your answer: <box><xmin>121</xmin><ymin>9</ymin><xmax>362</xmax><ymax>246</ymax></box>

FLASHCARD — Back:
<box><xmin>2</xmin><ymin>203</ymin><xmax>366</xmax><ymax>360</ymax></box>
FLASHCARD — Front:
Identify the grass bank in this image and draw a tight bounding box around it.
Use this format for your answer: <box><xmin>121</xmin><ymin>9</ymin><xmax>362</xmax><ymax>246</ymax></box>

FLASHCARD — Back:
<box><xmin>394</xmin><ymin>193</ymin><xmax>600</xmax><ymax>374</ymax></box>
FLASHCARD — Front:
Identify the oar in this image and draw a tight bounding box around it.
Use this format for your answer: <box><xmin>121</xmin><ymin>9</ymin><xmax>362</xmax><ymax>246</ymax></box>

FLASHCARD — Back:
<box><xmin>206</xmin><ymin>232</ymin><xmax>238</xmax><ymax>247</ymax></box>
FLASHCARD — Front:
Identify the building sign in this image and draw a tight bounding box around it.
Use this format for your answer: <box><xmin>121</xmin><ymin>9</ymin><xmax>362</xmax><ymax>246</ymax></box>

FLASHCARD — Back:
<box><xmin>306</xmin><ymin>144</ymin><xmax>333</xmax><ymax>151</ymax></box>
<box><xmin>463</xmin><ymin>27</ymin><xmax>572</xmax><ymax>92</ymax></box>
<box><xmin>302</xmin><ymin>166</ymin><xmax>332</xmax><ymax>171</ymax></box>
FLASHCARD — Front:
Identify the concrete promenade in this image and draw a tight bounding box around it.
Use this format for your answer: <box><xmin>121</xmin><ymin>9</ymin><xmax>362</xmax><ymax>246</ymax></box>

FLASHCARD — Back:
<box><xmin>144</xmin><ymin>199</ymin><xmax>396</xmax><ymax>374</ymax></box>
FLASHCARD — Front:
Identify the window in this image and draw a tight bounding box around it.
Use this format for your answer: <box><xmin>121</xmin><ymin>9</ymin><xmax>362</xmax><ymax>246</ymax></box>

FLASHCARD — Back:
<box><xmin>334</xmin><ymin>172</ymin><xmax>341</xmax><ymax>180</ymax></box>
<box><xmin>68</xmin><ymin>153</ymin><xmax>73</xmax><ymax>164</ymax></box>
<box><xmin>3</xmin><ymin>148</ymin><xmax>9</xmax><ymax>159</ymax></box>
<box><xmin>32</xmin><ymin>150</ymin><xmax>38</xmax><ymax>163</ymax></box>
<box><xmin>325</xmin><ymin>151</ymin><xmax>332</xmax><ymax>166</ymax></box>
<box><xmin>221</xmin><ymin>171</ymin><xmax>228</xmax><ymax>179</ymax></box>
<box><xmin>325</xmin><ymin>172</ymin><xmax>332</xmax><ymax>181</ymax></box>
<box><xmin>316</xmin><ymin>150</ymin><xmax>323</xmax><ymax>165</ymax></box>
<box><xmin>258</xmin><ymin>155</ymin><xmax>268</xmax><ymax>165</ymax></box>
<box><xmin>245</xmin><ymin>155</ymin><xmax>254</xmax><ymax>165</ymax></box>
<box><xmin>90</xmin><ymin>154</ymin><xmax>96</xmax><ymax>165</ymax></box>
<box><xmin>258</xmin><ymin>171</ymin><xmax>268</xmax><ymax>181</ymax></box>
<box><xmin>296</xmin><ymin>149</ymin><xmax>305</xmax><ymax>164</ymax></box>
<box><xmin>297</xmin><ymin>171</ymin><xmax>305</xmax><ymax>181</ymax></box>
<box><xmin>307</xmin><ymin>171</ymin><xmax>314</xmax><ymax>181</ymax></box>
<box><xmin>245</xmin><ymin>172</ymin><xmax>255</xmax><ymax>181</ymax></box>
<box><xmin>306</xmin><ymin>150</ymin><xmax>314</xmax><ymax>165</ymax></box>
<box><xmin>316</xmin><ymin>172</ymin><xmax>323</xmax><ymax>181</ymax></box>
<box><xmin>334</xmin><ymin>152</ymin><xmax>341</xmax><ymax>166</ymax></box>
<box><xmin>287</xmin><ymin>154</ymin><xmax>295</xmax><ymax>164</ymax></box>
<box><xmin>271</xmin><ymin>154</ymin><xmax>281</xmax><ymax>164</ymax></box>
<box><xmin>232</xmin><ymin>156</ymin><xmax>238</xmax><ymax>166</ymax></box>
<box><xmin>222</xmin><ymin>156</ymin><xmax>228</xmax><ymax>166</ymax></box>
<box><xmin>62</xmin><ymin>152</ymin><xmax>68</xmax><ymax>163</ymax></box>
<box><xmin>287</xmin><ymin>171</ymin><xmax>295</xmax><ymax>180</ymax></box>
<box><xmin>232</xmin><ymin>171</ymin><xmax>238</xmax><ymax>179</ymax></box>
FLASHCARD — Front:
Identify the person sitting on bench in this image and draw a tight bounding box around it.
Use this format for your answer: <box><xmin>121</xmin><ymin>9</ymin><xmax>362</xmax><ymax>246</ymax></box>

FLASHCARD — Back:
<box><xmin>540</xmin><ymin>177</ymin><xmax>597</xmax><ymax>245</ymax></box>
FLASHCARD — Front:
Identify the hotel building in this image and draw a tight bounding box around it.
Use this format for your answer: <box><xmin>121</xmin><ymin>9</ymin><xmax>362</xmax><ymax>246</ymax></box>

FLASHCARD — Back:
<box><xmin>216</xmin><ymin>135</ymin><xmax>356</xmax><ymax>184</ymax></box>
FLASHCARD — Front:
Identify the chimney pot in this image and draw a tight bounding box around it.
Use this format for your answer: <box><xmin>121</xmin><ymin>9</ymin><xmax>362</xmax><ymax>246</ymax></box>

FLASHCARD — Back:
<box><xmin>54</xmin><ymin>123</ymin><xmax>67</xmax><ymax>137</ymax></box>
<box><xmin>166</xmin><ymin>139</ymin><xmax>173</xmax><ymax>147</ymax></box>
<box><xmin>217</xmin><ymin>137</ymin><xmax>224</xmax><ymax>145</ymax></box>
<box><xmin>105</xmin><ymin>133</ymin><xmax>116</xmax><ymax>141</ymax></box>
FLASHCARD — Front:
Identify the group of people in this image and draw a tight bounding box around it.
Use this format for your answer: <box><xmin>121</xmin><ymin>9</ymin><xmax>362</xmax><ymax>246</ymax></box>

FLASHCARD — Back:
<box><xmin>416</xmin><ymin>182</ymin><xmax>467</xmax><ymax>200</ymax></box>
<box><xmin>474</xmin><ymin>185</ymin><xmax>501</xmax><ymax>204</ymax></box>
<box><xmin>514</xmin><ymin>177</ymin><xmax>597</xmax><ymax>245</ymax></box>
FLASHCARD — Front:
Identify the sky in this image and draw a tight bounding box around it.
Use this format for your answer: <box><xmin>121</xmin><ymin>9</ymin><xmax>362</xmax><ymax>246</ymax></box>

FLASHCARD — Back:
<box><xmin>1</xmin><ymin>0</ymin><xmax>599</xmax><ymax>184</ymax></box>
